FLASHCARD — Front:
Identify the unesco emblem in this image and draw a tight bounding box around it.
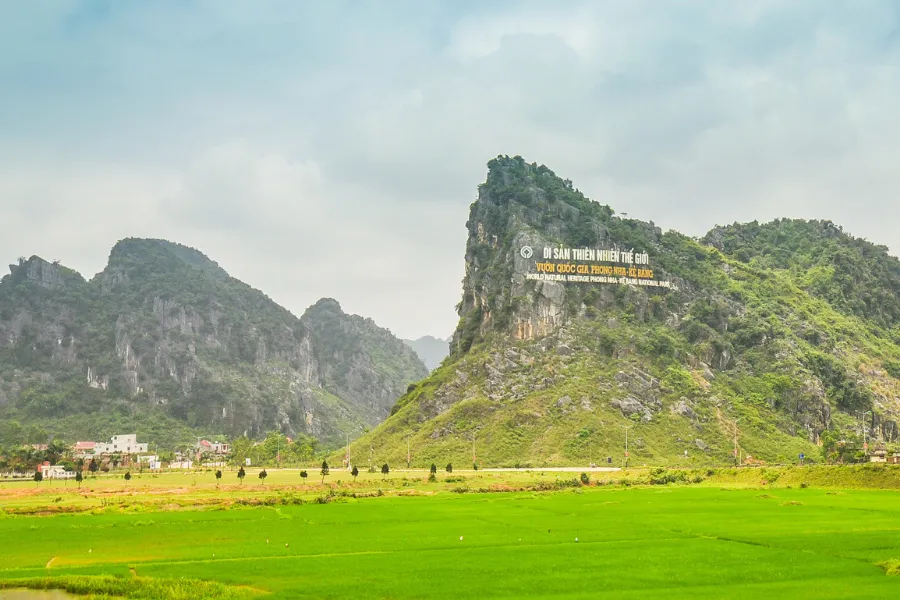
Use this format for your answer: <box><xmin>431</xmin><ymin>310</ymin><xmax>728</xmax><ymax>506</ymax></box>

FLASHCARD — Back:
<box><xmin>520</xmin><ymin>246</ymin><xmax>534</xmax><ymax>259</ymax></box>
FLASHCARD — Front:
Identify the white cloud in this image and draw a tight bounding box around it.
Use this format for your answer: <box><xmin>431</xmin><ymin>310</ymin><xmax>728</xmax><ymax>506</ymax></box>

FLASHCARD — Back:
<box><xmin>445</xmin><ymin>9</ymin><xmax>602</xmax><ymax>62</ymax></box>
<box><xmin>165</xmin><ymin>141</ymin><xmax>325</xmax><ymax>232</ymax></box>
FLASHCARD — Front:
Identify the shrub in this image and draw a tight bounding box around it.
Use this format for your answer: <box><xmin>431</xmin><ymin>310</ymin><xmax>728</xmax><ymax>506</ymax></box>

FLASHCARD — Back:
<box><xmin>580</xmin><ymin>472</ymin><xmax>590</xmax><ymax>485</ymax></box>
<box><xmin>648</xmin><ymin>468</ymin><xmax>688</xmax><ymax>485</ymax></box>
<box><xmin>446</xmin><ymin>463</ymin><xmax>453</xmax><ymax>473</ymax></box>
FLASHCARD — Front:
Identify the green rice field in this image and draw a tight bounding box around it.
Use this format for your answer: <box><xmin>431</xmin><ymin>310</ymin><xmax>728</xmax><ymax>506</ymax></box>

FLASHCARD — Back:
<box><xmin>1</xmin><ymin>471</ymin><xmax>900</xmax><ymax>598</ymax></box>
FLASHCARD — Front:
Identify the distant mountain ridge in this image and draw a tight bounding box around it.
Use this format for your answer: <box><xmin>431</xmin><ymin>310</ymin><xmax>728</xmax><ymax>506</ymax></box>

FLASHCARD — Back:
<box><xmin>343</xmin><ymin>155</ymin><xmax>900</xmax><ymax>468</ymax></box>
<box><xmin>402</xmin><ymin>335</ymin><xmax>451</xmax><ymax>371</ymax></box>
<box><xmin>0</xmin><ymin>238</ymin><xmax>428</xmax><ymax>448</ymax></box>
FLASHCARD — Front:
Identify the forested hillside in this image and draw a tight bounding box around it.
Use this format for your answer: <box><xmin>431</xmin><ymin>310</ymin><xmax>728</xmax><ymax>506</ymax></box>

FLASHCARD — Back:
<box><xmin>343</xmin><ymin>155</ymin><xmax>900</xmax><ymax>468</ymax></box>
<box><xmin>0</xmin><ymin>239</ymin><xmax>427</xmax><ymax>449</ymax></box>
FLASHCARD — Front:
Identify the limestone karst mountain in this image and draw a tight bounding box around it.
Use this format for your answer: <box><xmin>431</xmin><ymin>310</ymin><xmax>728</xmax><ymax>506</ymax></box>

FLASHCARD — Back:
<box><xmin>343</xmin><ymin>155</ymin><xmax>900</xmax><ymax>467</ymax></box>
<box><xmin>0</xmin><ymin>239</ymin><xmax>428</xmax><ymax>448</ymax></box>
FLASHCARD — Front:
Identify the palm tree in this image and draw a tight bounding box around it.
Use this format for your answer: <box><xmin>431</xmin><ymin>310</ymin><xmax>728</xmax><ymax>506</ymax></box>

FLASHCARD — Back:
<box><xmin>46</xmin><ymin>440</ymin><xmax>66</xmax><ymax>465</ymax></box>
<box><xmin>14</xmin><ymin>447</ymin><xmax>35</xmax><ymax>473</ymax></box>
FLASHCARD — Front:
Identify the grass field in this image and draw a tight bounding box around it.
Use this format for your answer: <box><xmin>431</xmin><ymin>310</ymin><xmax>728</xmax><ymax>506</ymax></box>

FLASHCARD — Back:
<box><xmin>1</xmin><ymin>469</ymin><xmax>900</xmax><ymax>599</ymax></box>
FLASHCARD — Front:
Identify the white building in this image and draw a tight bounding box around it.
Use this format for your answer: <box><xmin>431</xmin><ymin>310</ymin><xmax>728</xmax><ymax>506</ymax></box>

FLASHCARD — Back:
<box><xmin>93</xmin><ymin>434</ymin><xmax>148</xmax><ymax>455</ymax></box>
<box><xmin>869</xmin><ymin>450</ymin><xmax>887</xmax><ymax>463</ymax></box>
<box><xmin>40</xmin><ymin>465</ymin><xmax>72</xmax><ymax>479</ymax></box>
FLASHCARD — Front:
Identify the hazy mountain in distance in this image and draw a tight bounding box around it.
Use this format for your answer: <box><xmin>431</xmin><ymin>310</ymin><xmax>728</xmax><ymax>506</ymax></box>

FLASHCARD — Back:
<box><xmin>402</xmin><ymin>335</ymin><xmax>451</xmax><ymax>371</ymax></box>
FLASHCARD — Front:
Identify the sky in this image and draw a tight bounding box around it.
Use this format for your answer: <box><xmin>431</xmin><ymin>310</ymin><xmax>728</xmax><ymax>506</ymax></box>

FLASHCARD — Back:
<box><xmin>1</xmin><ymin>1</ymin><xmax>899</xmax><ymax>340</ymax></box>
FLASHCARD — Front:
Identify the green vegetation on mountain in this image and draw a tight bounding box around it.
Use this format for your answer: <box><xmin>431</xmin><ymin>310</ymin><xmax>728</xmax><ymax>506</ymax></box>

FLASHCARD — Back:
<box><xmin>344</xmin><ymin>155</ymin><xmax>900</xmax><ymax>468</ymax></box>
<box><xmin>0</xmin><ymin>239</ymin><xmax>427</xmax><ymax>449</ymax></box>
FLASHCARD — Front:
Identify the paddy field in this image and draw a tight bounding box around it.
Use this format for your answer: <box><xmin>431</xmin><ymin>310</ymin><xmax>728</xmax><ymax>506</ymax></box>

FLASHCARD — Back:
<box><xmin>1</xmin><ymin>466</ymin><xmax>899</xmax><ymax>599</ymax></box>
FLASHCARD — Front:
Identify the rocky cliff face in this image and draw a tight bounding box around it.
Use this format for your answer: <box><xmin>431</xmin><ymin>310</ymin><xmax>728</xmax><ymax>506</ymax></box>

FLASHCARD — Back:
<box><xmin>0</xmin><ymin>239</ymin><xmax>428</xmax><ymax>447</ymax></box>
<box><xmin>345</xmin><ymin>155</ymin><xmax>900</xmax><ymax>467</ymax></box>
<box><xmin>302</xmin><ymin>298</ymin><xmax>432</xmax><ymax>425</ymax></box>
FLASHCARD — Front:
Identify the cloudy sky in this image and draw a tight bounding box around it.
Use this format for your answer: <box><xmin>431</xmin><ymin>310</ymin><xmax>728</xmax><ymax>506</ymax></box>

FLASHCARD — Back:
<box><xmin>1</xmin><ymin>1</ymin><xmax>899</xmax><ymax>340</ymax></box>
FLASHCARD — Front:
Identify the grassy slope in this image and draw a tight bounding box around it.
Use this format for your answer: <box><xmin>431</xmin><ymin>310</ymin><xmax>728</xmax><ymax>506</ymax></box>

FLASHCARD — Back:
<box><xmin>342</xmin><ymin>250</ymin><xmax>900</xmax><ymax>468</ymax></box>
<box><xmin>2</xmin><ymin>484</ymin><xmax>900</xmax><ymax>599</ymax></box>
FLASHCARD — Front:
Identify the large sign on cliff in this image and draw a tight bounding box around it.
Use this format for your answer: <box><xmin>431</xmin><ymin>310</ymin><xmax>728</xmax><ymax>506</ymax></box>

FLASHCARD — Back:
<box><xmin>519</xmin><ymin>245</ymin><xmax>677</xmax><ymax>290</ymax></box>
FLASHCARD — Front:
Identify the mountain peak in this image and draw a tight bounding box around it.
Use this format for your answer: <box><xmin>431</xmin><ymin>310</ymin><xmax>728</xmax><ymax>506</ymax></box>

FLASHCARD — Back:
<box><xmin>104</xmin><ymin>238</ymin><xmax>229</xmax><ymax>279</ymax></box>
<box><xmin>453</xmin><ymin>155</ymin><xmax>669</xmax><ymax>356</ymax></box>
<box><xmin>307</xmin><ymin>297</ymin><xmax>343</xmax><ymax>314</ymax></box>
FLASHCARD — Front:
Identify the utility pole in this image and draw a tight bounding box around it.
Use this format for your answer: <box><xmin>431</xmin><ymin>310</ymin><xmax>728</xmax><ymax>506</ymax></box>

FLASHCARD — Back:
<box><xmin>407</xmin><ymin>436</ymin><xmax>411</xmax><ymax>469</ymax></box>
<box><xmin>857</xmin><ymin>411</ymin><xmax>873</xmax><ymax>455</ymax></box>
<box><xmin>346</xmin><ymin>432</ymin><xmax>351</xmax><ymax>471</ymax></box>
<box><xmin>733</xmin><ymin>418</ymin><xmax>741</xmax><ymax>466</ymax></box>
<box><xmin>623</xmin><ymin>424</ymin><xmax>630</xmax><ymax>468</ymax></box>
<box><xmin>472</xmin><ymin>436</ymin><xmax>476</xmax><ymax>467</ymax></box>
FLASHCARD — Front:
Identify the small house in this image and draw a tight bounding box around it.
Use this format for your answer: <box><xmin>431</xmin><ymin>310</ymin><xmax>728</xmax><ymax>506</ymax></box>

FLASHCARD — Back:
<box><xmin>869</xmin><ymin>450</ymin><xmax>887</xmax><ymax>463</ymax></box>
<box><xmin>40</xmin><ymin>465</ymin><xmax>70</xmax><ymax>479</ymax></box>
<box><xmin>73</xmin><ymin>441</ymin><xmax>96</xmax><ymax>458</ymax></box>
